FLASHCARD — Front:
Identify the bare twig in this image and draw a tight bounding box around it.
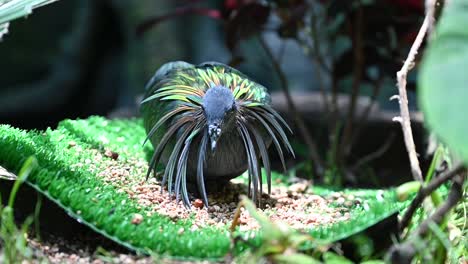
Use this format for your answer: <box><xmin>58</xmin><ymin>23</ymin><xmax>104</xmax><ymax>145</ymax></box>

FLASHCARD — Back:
<box><xmin>303</xmin><ymin>5</ymin><xmax>338</xmax><ymax>150</ymax></box>
<box><xmin>425</xmin><ymin>0</ymin><xmax>437</xmax><ymax>37</ymax></box>
<box><xmin>308</xmin><ymin>6</ymin><xmax>332</xmax><ymax>74</ymax></box>
<box><xmin>329</xmin><ymin>75</ymin><xmax>340</xmax><ymax>145</ymax></box>
<box><xmin>399</xmin><ymin>164</ymin><xmax>465</xmax><ymax>232</ymax></box>
<box><xmin>393</xmin><ymin>15</ymin><xmax>431</xmax><ymax>182</ymax></box>
<box><xmin>258</xmin><ymin>35</ymin><xmax>325</xmax><ymax>176</ymax></box>
<box><xmin>298</xmin><ymin>3</ymin><xmax>331</xmax><ymax>116</ymax></box>
<box><xmin>389</xmin><ymin>173</ymin><xmax>465</xmax><ymax>263</ymax></box>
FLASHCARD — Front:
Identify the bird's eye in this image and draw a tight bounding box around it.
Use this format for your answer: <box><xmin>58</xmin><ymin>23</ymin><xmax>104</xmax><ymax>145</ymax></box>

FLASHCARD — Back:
<box><xmin>228</xmin><ymin>104</ymin><xmax>236</xmax><ymax>113</ymax></box>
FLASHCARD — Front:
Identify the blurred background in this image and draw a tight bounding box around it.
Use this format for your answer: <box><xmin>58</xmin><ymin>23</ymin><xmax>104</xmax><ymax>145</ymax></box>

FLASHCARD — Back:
<box><xmin>0</xmin><ymin>0</ymin><xmax>429</xmax><ymax>187</ymax></box>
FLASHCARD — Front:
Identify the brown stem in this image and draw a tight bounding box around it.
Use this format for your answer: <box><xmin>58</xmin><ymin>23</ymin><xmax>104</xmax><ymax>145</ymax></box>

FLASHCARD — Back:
<box><xmin>230</xmin><ymin>200</ymin><xmax>244</xmax><ymax>233</ymax></box>
<box><xmin>339</xmin><ymin>7</ymin><xmax>364</xmax><ymax>163</ymax></box>
<box><xmin>306</xmin><ymin>3</ymin><xmax>339</xmax><ymax>148</ymax></box>
<box><xmin>298</xmin><ymin>8</ymin><xmax>336</xmax><ymax>159</ymax></box>
<box><xmin>308</xmin><ymin>7</ymin><xmax>332</xmax><ymax>74</ymax></box>
<box><xmin>329</xmin><ymin>74</ymin><xmax>339</xmax><ymax>145</ymax></box>
<box><xmin>294</xmin><ymin>2</ymin><xmax>333</xmax><ymax>120</ymax></box>
<box><xmin>258</xmin><ymin>35</ymin><xmax>325</xmax><ymax>176</ymax></box>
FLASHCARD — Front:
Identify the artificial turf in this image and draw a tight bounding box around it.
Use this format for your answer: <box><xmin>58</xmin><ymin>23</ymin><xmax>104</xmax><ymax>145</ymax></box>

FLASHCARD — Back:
<box><xmin>0</xmin><ymin>116</ymin><xmax>406</xmax><ymax>260</ymax></box>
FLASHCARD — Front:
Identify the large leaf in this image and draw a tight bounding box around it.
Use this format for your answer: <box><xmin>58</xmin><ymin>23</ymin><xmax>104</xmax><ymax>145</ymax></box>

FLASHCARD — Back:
<box><xmin>418</xmin><ymin>1</ymin><xmax>468</xmax><ymax>163</ymax></box>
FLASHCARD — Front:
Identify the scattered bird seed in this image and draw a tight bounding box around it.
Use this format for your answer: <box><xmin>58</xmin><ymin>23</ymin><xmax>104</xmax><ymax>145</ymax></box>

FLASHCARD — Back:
<box><xmin>177</xmin><ymin>227</ymin><xmax>185</xmax><ymax>235</ymax></box>
<box><xmin>193</xmin><ymin>199</ymin><xmax>204</xmax><ymax>208</ymax></box>
<box><xmin>75</xmin><ymin>148</ymin><xmax>351</xmax><ymax>233</ymax></box>
<box><xmin>131</xmin><ymin>213</ymin><xmax>144</xmax><ymax>225</ymax></box>
<box><xmin>104</xmin><ymin>149</ymin><xmax>119</xmax><ymax>160</ymax></box>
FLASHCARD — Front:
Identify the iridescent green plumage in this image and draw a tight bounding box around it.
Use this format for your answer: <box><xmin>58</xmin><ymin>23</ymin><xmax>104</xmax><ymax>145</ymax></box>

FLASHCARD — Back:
<box><xmin>141</xmin><ymin>62</ymin><xmax>270</xmax><ymax>105</ymax></box>
<box><xmin>141</xmin><ymin>61</ymin><xmax>294</xmax><ymax>208</ymax></box>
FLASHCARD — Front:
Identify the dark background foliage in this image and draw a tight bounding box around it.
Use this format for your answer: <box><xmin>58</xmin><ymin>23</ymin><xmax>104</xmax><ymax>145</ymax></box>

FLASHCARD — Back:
<box><xmin>0</xmin><ymin>0</ymin><xmax>428</xmax><ymax>188</ymax></box>
<box><xmin>1</xmin><ymin>1</ymin><xmax>467</xmax><ymax>263</ymax></box>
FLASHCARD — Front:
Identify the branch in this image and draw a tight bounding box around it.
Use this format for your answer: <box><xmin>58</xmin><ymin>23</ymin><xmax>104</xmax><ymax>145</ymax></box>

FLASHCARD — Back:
<box><xmin>425</xmin><ymin>0</ymin><xmax>437</xmax><ymax>38</ymax></box>
<box><xmin>308</xmin><ymin>5</ymin><xmax>332</xmax><ymax>74</ymax></box>
<box><xmin>389</xmin><ymin>173</ymin><xmax>465</xmax><ymax>263</ymax></box>
<box><xmin>393</xmin><ymin>15</ymin><xmax>431</xmax><ymax>182</ymax></box>
<box><xmin>297</xmin><ymin>3</ymin><xmax>332</xmax><ymax>118</ymax></box>
<box><xmin>295</xmin><ymin>2</ymin><xmax>344</xmax><ymax>147</ymax></box>
<box><xmin>258</xmin><ymin>35</ymin><xmax>325</xmax><ymax>176</ymax></box>
<box><xmin>340</xmin><ymin>7</ymin><xmax>364</xmax><ymax>161</ymax></box>
<box><xmin>399</xmin><ymin>164</ymin><xmax>465</xmax><ymax>232</ymax></box>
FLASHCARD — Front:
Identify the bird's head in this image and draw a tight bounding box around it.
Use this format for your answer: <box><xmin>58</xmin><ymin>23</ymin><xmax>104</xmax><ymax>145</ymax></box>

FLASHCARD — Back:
<box><xmin>202</xmin><ymin>85</ymin><xmax>237</xmax><ymax>151</ymax></box>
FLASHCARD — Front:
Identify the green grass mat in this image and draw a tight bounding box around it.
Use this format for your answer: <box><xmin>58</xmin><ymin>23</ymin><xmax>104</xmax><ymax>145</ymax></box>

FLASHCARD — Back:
<box><xmin>0</xmin><ymin>116</ymin><xmax>405</xmax><ymax>261</ymax></box>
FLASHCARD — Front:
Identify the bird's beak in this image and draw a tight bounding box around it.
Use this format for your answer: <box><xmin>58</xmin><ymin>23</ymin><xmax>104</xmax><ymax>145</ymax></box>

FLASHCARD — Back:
<box><xmin>208</xmin><ymin>124</ymin><xmax>221</xmax><ymax>152</ymax></box>
<box><xmin>210</xmin><ymin>137</ymin><xmax>217</xmax><ymax>152</ymax></box>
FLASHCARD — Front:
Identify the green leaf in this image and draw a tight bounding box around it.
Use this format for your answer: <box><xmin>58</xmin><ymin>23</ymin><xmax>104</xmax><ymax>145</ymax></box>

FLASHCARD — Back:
<box><xmin>326</xmin><ymin>13</ymin><xmax>345</xmax><ymax>35</ymax></box>
<box><xmin>331</xmin><ymin>35</ymin><xmax>352</xmax><ymax>60</ymax></box>
<box><xmin>323</xmin><ymin>252</ymin><xmax>353</xmax><ymax>264</ymax></box>
<box><xmin>273</xmin><ymin>253</ymin><xmax>321</xmax><ymax>264</ymax></box>
<box><xmin>8</xmin><ymin>156</ymin><xmax>37</xmax><ymax>208</ymax></box>
<box><xmin>360</xmin><ymin>261</ymin><xmax>385</xmax><ymax>264</ymax></box>
<box><xmin>418</xmin><ymin>1</ymin><xmax>468</xmax><ymax>164</ymax></box>
<box><xmin>396</xmin><ymin>181</ymin><xmax>421</xmax><ymax>201</ymax></box>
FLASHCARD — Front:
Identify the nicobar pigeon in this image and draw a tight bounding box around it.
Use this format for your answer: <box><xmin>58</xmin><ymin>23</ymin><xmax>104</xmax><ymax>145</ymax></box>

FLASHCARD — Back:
<box><xmin>140</xmin><ymin>61</ymin><xmax>294</xmax><ymax>208</ymax></box>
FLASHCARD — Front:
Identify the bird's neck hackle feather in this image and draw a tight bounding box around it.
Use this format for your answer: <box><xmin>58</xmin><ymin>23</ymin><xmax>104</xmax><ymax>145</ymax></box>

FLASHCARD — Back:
<box><xmin>142</xmin><ymin>63</ymin><xmax>294</xmax><ymax>208</ymax></box>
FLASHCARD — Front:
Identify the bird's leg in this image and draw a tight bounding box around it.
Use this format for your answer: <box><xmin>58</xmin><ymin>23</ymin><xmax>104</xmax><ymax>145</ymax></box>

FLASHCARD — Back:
<box><xmin>256</xmin><ymin>162</ymin><xmax>263</xmax><ymax>208</ymax></box>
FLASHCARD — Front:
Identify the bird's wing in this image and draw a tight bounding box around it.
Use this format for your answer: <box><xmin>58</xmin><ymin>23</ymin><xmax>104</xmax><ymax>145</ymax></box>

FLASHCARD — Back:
<box><xmin>145</xmin><ymin>61</ymin><xmax>194</xmax><ymax>90</ymax></box>
<box><xmin>197</xmin><ymin>61</ymin><xmax>248</xmax><ymax>79</ymax></box>
<box><xmin>197</xmin><ymin>62</ymin><xmax>271</xmax><ymax>105</ymax></box>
